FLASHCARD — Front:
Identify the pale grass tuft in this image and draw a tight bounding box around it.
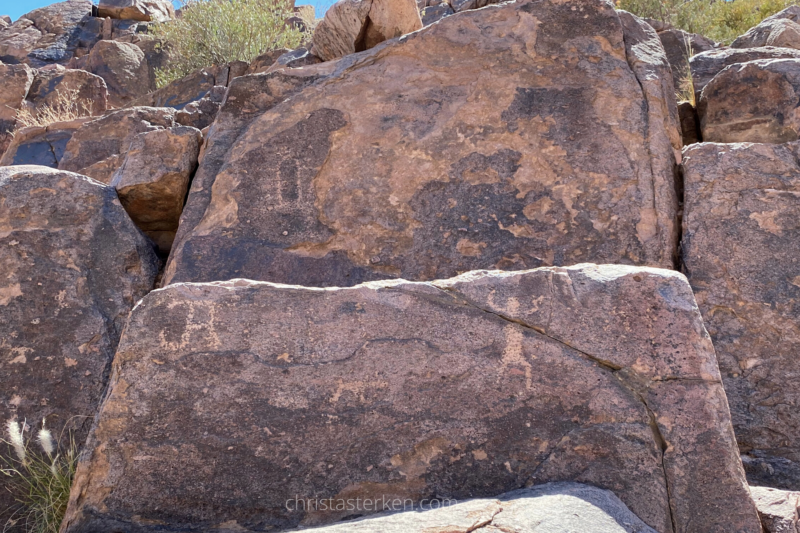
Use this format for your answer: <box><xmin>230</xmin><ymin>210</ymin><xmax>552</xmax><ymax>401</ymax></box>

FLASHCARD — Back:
<box><xmin>675</xmin><ymin>35</ymin><xmax>696</xmax><ymax>106</ymax></box>
<box><xmin>14</xmin><ymin>89</ymin><xmax>94</xmax><ymax>132</ymax></box>
<box><xmin>2</xmin><ymin>418</ymin><xmax>80</xmax><ymax>533</ymax></box>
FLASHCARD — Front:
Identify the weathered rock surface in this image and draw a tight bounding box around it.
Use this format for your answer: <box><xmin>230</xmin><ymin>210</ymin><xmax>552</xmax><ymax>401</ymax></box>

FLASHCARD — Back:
<box><xmin>0</xmin><ymin>63</ymin><xmax>34</xmax><ymax>155</ymax></box>
<box><xmin>0</xmin><ymin>0</ymin><xmax>101</xmax><ymax>67</ymax></box>
<box><xmin>0</xmin><ymin>118</ymin><xmax>91</xmax><ymax>167</ymax></box>
<box><xmin>677</xmin><ymin>101</ymin><xmax>700</xmax><ymax>145</ymax></box>
<box><xmin>111</xmin><ymin>125</ymin><xmax>202</xmax><ymax>252</ymax></box>
<box><xmin>421</xmin><ymin>2</ymin><xmax>454</xmax><ymax>26</ymax></box>
<box><xmin>750</xmin><ymin>486</ymin><xmax>800</xmax><ymax>533</ymax></box>
<box><xmin>732</xmin><ymin>6</ymin><xmax>800</xmax><ymax>49</ymax></box>
<box><xmin>656</xmin><ymin>28</ymin><xmax>716</xmax><ymax>87</ymax></box>
<box><xmin>288</xmin><ymin>482</ymin><xmax>659</xmax><ymax>533</ymax></box>
<box><xmin>698</xmin><ymin>58</ymin><xmax>800</xmax><ymax>143</ymax></box>
<box><xmin>131</xmin><ymin>64</ymin><xmax>231</xmax><ymax>110</ymax></box>
<box><xmin>174</xmin><ymin>85</ymin><xmax>226</xmax><ymax>130</ymax></box>
<box><xmin>0</xmin><ymin>165</ymin><xmax>157</xmax><ymax>522</ymax></box>
<box><xmin>311</xmin><ymin>0</ymin><xmax>422</xmax><ymax>61</ymax></box>
<box><xmin>62</xmin><ymin>264</ymin><xmax>759</xmax><ymax>533</ymax></box>
<box><xmin>164</xmin><ymin>0</ymin><xmax>681</xmax><ymax>287</ymax></box>
<box><xmin>24</xmin><ymin>66</ymin><xmax>108</xmax><ymax>116</ymax></box>
<box><xmin>86</xmin><ymin>39</ymin><xmax>153</xmax><ymax>107</ymax></box>
<box><xmin>58</xmin><ymin>106</ymin><xmax>176</xmax><ymax>183</ymax></box>
<box><xmin>682</xmin><ymin>142</ymin><xmax>800</xmax><ymax>490</ymax></box>
<box><xmin>97</xmin><ymin>0</ymin><xmax>174</xmax><ymax>22</ymax></box>
<box><xmin>689</xmin><ymin>46</ymin><xmax>800</xmax><ymax>101</ymax></box>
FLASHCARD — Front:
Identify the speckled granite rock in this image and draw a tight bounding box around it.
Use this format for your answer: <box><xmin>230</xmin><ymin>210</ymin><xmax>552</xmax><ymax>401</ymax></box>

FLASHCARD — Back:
<box><xmin>62</xmin><ymin>265</ymin><xmax>759</xmax><ymax>533</ymax></box>
<box><xmin>682</xmin><ymin>141</ymin><xmax>800</xmax><ymax>489</ymax></box>
<box><xmin>163</xmin><ymin>0</ymin><xmax>681</xmax><ymax>287</ymax></box>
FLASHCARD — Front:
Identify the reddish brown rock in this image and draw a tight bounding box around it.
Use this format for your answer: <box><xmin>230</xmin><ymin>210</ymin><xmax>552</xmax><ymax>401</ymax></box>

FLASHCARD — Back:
<box><xmin>24</xmin><ymin>67</ymin><xmax>108</xmax><ymax>116</ymax></box>
<box><xmin>0</xmin><ymin>63</ymin><xmax>34</xmax><ymax>156</ymax></box>
<box><xmin>97</xmin><ymin>0</ymin><xmax>174</xmax><ymax>22</ymax></box>
<box><xmin>689</xmin><ymin>46</ymin><xmax>800</xmax><ymax>102</ymax></box>
<box><xmin>0</xmin><ymin>0</ymin><xmax>102</xmax><ymax>67</ymax></box>
<box><xmin>311</xmin><ymin>0</ymin><xmax>422</xmax><ymax>61</ymax></box>
<box><xmin>163</xmin><ymin>1</ymin><xmax>681</xmax><ymax>287</ymax></box>
<box><xmin>131</xmin><ymin>64</ymin><xmax>231</xmax><ymax>110</ymax></box>
<box><xmin>62</xmin><ymin>265</ymin><xmax>760</xmax><ymax>533</ymax></box>
<box><xmin>656</xmin><ymin>29</ymin><xmax>716</xmax><ymax>87</ymax></box>
<box><xmin>698</xmin><ymin>58</ymin><xmax>800</xmax><ymax>143</ymax></box>
<box><xmin>0</xmin><ymin>118</ymin><xmax>91</xmax><ymax>167</ymax></box>
<box><xmin>58</xmin><ymin>106</ymin><xmax>176</xmax><ymax>183</ymax></box>
<box><xmin>732</xmin><ymin>6</ymin><xmax>800</xmax><ymax>49</ymax></box>
<box><xmin>0</xmin><ymin>165</ymin><xmax>157</xmax><ymax>523</ymax></box>
<box><xmin>86</xmin><ymin>39</ymin><xmax>154</xmax><ymax>107</ymax></box>
<box><xmin>111</xmin><ymin>125</ymin><xmax>202</xmax><ymax>252</ymax></box>
<box><xmin>682</xmin><ymin>142</ymin><xmax>800</xmax><ymax>489</ymax></box>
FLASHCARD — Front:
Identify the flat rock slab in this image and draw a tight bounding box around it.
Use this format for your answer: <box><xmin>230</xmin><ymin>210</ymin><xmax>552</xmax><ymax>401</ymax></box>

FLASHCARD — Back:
<box><xmin>163</xmin><ymin>0</ymin><xmax>681</xmax><ymax>287</ymax></box>
<box><xmin>290</xmin><ymin>482</ymin><xmax>658</xmax><ymax>533</ymax></box>
<box><xmin>0</xmin><ymin>165</ymin><xmax>158</xmax><ymax>521</ymax></box>
<box><xmin>682</xmin><ymin>142</ymin><xmax>800</xmax><ymax>489</ymax></box>
<box><xmin>63</xmin><ymin>264</ymin><xmax>759</xmax><ymax>533</ymax></box>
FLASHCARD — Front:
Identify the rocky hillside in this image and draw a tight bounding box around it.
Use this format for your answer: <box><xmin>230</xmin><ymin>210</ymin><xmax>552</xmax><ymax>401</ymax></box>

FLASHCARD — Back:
<box><xmin>0</xmin><ymin>0</ymin><xmax>799</xmax><ymax>531</ymax></box>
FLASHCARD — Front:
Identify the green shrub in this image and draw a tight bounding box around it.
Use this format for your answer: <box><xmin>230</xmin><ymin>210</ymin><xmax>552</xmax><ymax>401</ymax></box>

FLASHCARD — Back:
<box><xmin>1</xmin><ymin>419</ymin><xmax>79</xmax><ymax>533</ymax></box>
<box><xmin>151</xmin><ymin>0</ymin><xmax>304</xmax><ymax>88</ymax></box>
<box><xmin>617</xmin><ymin>0</ymin><xmax>800</xmax><ymax>44</ymax></box>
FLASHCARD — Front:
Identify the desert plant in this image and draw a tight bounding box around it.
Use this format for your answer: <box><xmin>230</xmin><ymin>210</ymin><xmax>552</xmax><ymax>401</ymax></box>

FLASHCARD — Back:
<box><xmin>617</xmin><ymin>0</ymin><xmax>800</xmax><ymax>44</ymax></box>
<box><xmin>1</xmin><ymin>419</ymin><xmax>78</xmax><ymax>533</ymax></box>
<box><xmin>675</xmin><ymin>35</ymin><xmax>697</xmax><ymax>104</ymax></box>
<box><xmin>13</xmin><ymin>89</ymin><xmax>93</xmax><ymax>131</ymax></box>
<box><xmin>150</xmin><ymin>0</ymin><xmax>304</xmax><ymax>88</ymax></box>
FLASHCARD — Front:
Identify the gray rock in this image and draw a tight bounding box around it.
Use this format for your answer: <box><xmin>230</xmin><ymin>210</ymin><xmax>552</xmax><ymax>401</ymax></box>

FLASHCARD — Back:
<box><xmin>421</xmin><ymin>3</ymin><xmax>454</xmax><ymax>26</ymax></box>
<box><xmin>656</xmin><ymin>28</ymin><xmax>716</xmax><ymax>87</ymax></box>
<box><xmin>0</xmin><ymin>118</ymin><xmax>91</xmax><ymax>167</ymax></box>
<box><xmin>732</xmin><ymin>5</ymin><xmax>800</xmax><ymax>48</ymax></box>
<box><xmin>750</xmin><ymin>486</ymin><xmax>800</xmax><ymax>533</ymax></box>
<box><xmin>293</xmin><ymin>482</ymin><xmax>658</xmax><ymax>532</ymax></box>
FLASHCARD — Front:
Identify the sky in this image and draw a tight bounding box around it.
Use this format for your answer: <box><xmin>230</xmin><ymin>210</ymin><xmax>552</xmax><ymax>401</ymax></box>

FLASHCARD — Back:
<box><xmin>3</xmin><ymin>0</ymin><xmax>336</xmax><ymax>22</ymax></box>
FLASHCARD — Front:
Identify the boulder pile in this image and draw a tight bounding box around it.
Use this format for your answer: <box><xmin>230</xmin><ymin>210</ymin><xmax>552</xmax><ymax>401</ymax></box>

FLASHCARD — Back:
<box><xmin>1</xmin><ymin>0</ymin><xmax>800</xmax><ymax>531</ymax></box>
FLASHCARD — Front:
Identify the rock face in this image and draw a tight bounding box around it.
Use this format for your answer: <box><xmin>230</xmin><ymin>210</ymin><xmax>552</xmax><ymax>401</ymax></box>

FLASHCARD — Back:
<box><xmin>682</xmin><ymin>142</ymin><xmax>800</xmax><ymax>490</ymax></box>
<box><xmin>677</xmin><ymin>102</ymin><xmax>700</xmax><ymax>145</ymax></box>
<box><xmin>750</xmin><ymin>486</ymin><xmax>800</xmax><ymax>533</ymax></box>
<box><xmin>63</xmin><ymin>265</ymin><xmax>759</xmax><ymax>533</ymax></box>
<box><xmin>164</xmin><ymin>0</ymin><xmax>682</xmax><ymax>287</ymax></box>
<box><xmin>174</xmin><ymin>85</ymin><xmax>226</xmax><ymax>130</ymax></box>
<box><xmin>0</xmin><ymin>165</ymin><xmax>158</xmax><ymax>522</ymax></box>
<box><xmin>86</xmin><ymin>40</ymin><xmax>154</xmax><ymax>107</ymax></box>
<box><xmin>689</xmin><ymin>46</ymin><xmax>800</xmax><ymax>102</ymax></box>
<box><xmin>58</xmin><ymin>106</ymin><xmax>176</xmax><ymax>183</ymax></box>
<box><xmin>284</xmin><ymin>482</ymin><xmax>659</xmax><ymax>533</ymax></box>
<box><xmin>732</xmin><ymin>6</ymin><xmax>800</xmax><ymax>49</ymax></box>
<box><xmin>132</xmin><ymin>65</ymin><xmax>231</xmax><ymax>110</ymax></box>
<box><xmin>311</xmin><ymin>0</ymin><xmax>423</xmax><ymax>61</ymax></box>
<box><xmin>97</xmin><ymin>0</ymin><xmax>174</xmax><ymax>22</ymax></box>
<box><xmin>0</xmin><ymin>0</ymin><xmax>101</xmax><ymax>67</ymax></box>
<box><xmin>24</xmin><ymin>67</ymin><xmax>108</xmax><ymax>116</ymax></box>
<box><xmin>0</xmin><ymin>118</ymin><xmax>91</xmax><ymax>167</ymax></box>
<box><xmin>698</xmin><ymin>58</ymin><xmax>800</xmax><ymax>143</ymax></box>
<box><xmin>0</xmin><ymin>63</ymin><xmax>34</xmax><ymax>155</ymax></box>
<box><xmin>656</xmin><ymin>29</ymin><xmax>716</xmax><ymax>86</ymax></box>
<box><xmin>111</xmin><ymin>125</ymin><xmax>202</xmax><ymax>252</ymax></box>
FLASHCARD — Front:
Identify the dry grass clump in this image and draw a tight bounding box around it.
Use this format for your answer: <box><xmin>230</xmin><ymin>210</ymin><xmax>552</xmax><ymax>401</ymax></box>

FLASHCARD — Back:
<box><xmin>14</xmin><ymin>89</ymin><xmax>93</xmax><ymax>131</ymax></box>
<box><xmin>675</xmin><ymin>36</ymin><xmax>697</xmax><ymax>105</ymax></box>
<box><xmin>1</xmin><ymin>419</ymin><xmax>78</xmax><ymax>533</ymax></box>
<box><xmin>618</xmin><ymin>0</ymin><xmax>800</xmax><ymax>44</ymax></box>
<box><xmin>150</xmin><ymin>0</ymin><xmax>303</xmax><ymax>88</ymax></box>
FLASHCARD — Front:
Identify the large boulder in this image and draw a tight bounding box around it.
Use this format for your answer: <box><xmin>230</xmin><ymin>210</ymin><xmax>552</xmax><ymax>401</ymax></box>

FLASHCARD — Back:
<box><xmin>163</xmin><ymin>0</ymin><xmax>681</xmax><ymax>288</ymax></box>
<box><xmin>85</xmin><ymin>39</ymin><xmax>154</xmax><ymax>107</ymax></box>
<box><xmin>284</xmin><ymin>482</ymin><xmax>659</xmax><ymax>533</ymax></box>
<box><xmin>311</xmin><ymin>0</ymin><xmax>422</xmax><ymax>61</ymax></box>
<box><xmin>0</xmin><ymin>165</ymin><xmax>158</xmax><ymax>523</ymax></box>
<box><xmin>23</xmin><ymin>66</ymin><xmax>108</xmax><ymax>116</ymax></box>
<box><xmin>0</xmin><ymin>118</ymin><xmax>91</xmax><ymax>167</ymax></box>
<box><xmin>732</xmin><ymin>6</ymin><xmax>800</xmax><ymax>49</ymax></box>
<box><xmin>111</xmin><ymin>125</ymin><xmax>202</xmax><ymax>252</ymax></box>
<box><xmin>656</xmin><ymin>28</ymin><xmax>716</xmax><ymax>86</ymax></box>
<box><xmin>131</xmin><ymin>64</ymin><xmax>231</xmax><ymax>110</ymax></box>
<box><xmin>698</xmin><ymin>58</ymin><xmax>800</xmax><ymax>143</ymax></box>
<box><xmin>0</xmin><ymin>63</ymin><xmax>34</xmax><ymax>156</ymax></box>
<box><xmin>690</xmin><ymin>46</ymin><xmax>800</xmax><ymax>102</ymax></box>
<box><xmin>97</xmin><ymin>0</ymin><xmax>174</xmax><ymax>22</ymax></box>
<box><xmin>58</xmin><ymin>106</ymin><xmax>176</xmax><ymax>183</ymax></box>
<box><xmin>0</xmin><ymin>0</ymin><xmax>102</xmax><ymax>67</ymax></box>
<box><xmin>682</xmin><ymin>142</ymin><xmax>800</xmax><ymax>490</ymax></box>
<box><xmin>750</xmin><ymin>486</ymin><xmax>800</xmax><ymax>533</ymax></box>
<box><xmin>62</xmin><ymin>265</ymin><xmax>760</xmax><ymax>533</ymax></box>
